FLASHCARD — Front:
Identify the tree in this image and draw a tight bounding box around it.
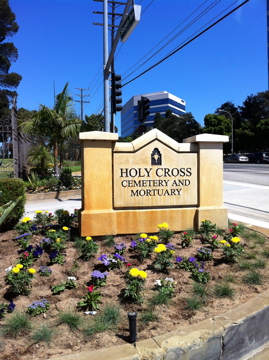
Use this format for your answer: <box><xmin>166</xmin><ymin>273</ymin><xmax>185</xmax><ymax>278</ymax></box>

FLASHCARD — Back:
<box><xmin>203</xmin><ymin>113</ymin><xmax>232</xmax><ymax>153</ymax></box>
<box><xmin>19</xmin><ymin>83</ymin><xmax>81</xmax><ymax>175</ymax></box>
<box><xmin>0</xmin><ymin>0</ymin><xmax>22</xmax><ymax>110</ymax></box>
<box><xmin>81</xmin><ymin>114</ymin><xmax>104</xmax><ymax>132</ymax></box>
<box><xmin>154</xmin><ymin>111</ymin><xmax>202</xmax><ymax>142</ymax></box>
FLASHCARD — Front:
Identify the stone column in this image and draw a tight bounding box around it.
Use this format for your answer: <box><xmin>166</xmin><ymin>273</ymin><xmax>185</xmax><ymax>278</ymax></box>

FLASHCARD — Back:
<box><xmin>184</xmin><ymin>134</ymin><xmax>229</xmax><ymax>229</ymax></box>
<box><xmin>79</xmin><ymin>131</ymin><xmax>118</xmax><ymax>236</ymax></box>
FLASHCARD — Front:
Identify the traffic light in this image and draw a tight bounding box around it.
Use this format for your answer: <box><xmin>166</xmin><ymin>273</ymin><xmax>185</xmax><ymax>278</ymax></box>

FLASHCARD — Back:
<box><xmin>138</xmin><ymin>96</ymin><xmax>150</xmax><ymax>122</ymax></box>
<box><xmin>111</xmin><ymin>73</ymin><xmax>122</xmax><ymax>114</ymax></box>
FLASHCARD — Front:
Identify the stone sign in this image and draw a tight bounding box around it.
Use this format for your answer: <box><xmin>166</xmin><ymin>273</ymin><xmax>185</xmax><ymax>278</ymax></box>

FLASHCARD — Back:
<box><xmin>79</xmin><ymin>129</ymin><xmax>228</xmax><ymax>236</ymax></box>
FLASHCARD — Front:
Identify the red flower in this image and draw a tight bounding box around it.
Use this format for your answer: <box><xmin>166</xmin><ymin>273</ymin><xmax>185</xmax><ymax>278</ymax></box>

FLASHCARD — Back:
<box><xmin>23</xmin><ymin>252</ymin><xmax>29</xmax><ymax>257</ymax></box>
<box><xmin>183</xmin><ymin>232</ymin><xmax>187</xmax><ymax>235</ymax></box>
<box><xmin>126</xmin><ymin>263</ymin><xmax>132</xmax><ymax>267</ymax></box>
<box><xmin>87</xmin><ymin>285</ymin><xmax>94</xmax><ymax>292</ymax></box>
<box><xmin>232</xmin><ymin>223</ymin><xmax>237</xmax><ymax>226</ymax></box>
<box><xmin>229</xmin><ymin>229</ymin><xmax>233</xmax><ymax>232</ymax></box>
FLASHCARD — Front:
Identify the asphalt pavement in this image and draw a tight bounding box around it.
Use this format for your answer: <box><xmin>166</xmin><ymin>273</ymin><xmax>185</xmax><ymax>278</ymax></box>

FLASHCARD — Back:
<box><xmin>23</xmin><ymin>180</ymin><xmax>269</xmax><ymax>231</ymax></box>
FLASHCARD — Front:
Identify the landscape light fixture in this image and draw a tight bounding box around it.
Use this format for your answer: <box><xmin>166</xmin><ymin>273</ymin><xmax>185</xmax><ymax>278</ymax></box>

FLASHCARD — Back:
<box><xmin>127</xmin><ymin>311</ymin><xmax>137</xmax><ymax>343</ymax></box>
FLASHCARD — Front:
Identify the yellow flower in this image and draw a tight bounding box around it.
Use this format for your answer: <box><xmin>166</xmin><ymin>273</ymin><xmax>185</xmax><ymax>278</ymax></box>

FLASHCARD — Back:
<box><xmin>28</xmin><ymin>268</ymin><xmax>36</xmax><ymax>274</ymax></box>
<box><xmin>225</xmin><ymin>243</ymin><xmax>231</xmax><ymax>247</ymax></box>
<box><xmin>62</xmin><ymin>226</ymin><xmax>69</xmax><ymax>231</ymax></box>
<box><xmin>170</xmin><ymin>250</ymin><xmax>175</xmax><ymax>255</ymax></box>
<box><xmin>86</xmin><ymin>236</ymin><xmax>92</xmax><ymax>241</ymax></box>
<box><xmin>157</xmin><ymin>222</ymin><xmax>169</xmax><ymax>230</ymax></box>
<box><xmin>231</xmin><ymin>237</ymin><xmax>241</xmax><ymax>243</ymax></box>
<box><xmin>56</xmin><ymin>238</ymin><xmax>61</xmax><ymax>243</ymax></box>
<box><xmin>12</xmin><ymin>267</ymin><xmax>20</xmax><ymax>273</ymax></box>
<box><xmin>138</xmin><ymin>271</ymin><xmax>147</xmax><ymax>279</ymax></box>
<box><xmin>201</xmin><ymin>220</ymin><xmax>205</xmax><ymax>222</ymax></box>
<box><xmin>129</xmin><ymin>268</ymin><xmax>140</xmax><ymax>277</ymax></box>
<box><xmin>16</xmin><ymin>264</ymin><xmax>23</xmax><ymax>269</ymax></box>
<box><xmin>149</xmin><ymin>236</ymin><xmax>158</xmax><ymax>241</ymax></box>
<box><xmin>63</xmin><ymin>210</ymin><xmax>69</xmax><ymax>216</ymax></box>
<box><xmin>45</xmin><ymin>211</ymin><xmax>49</xmax><ymax>213</ymax></box>
<box><xmin>21</xmin><ymin>217</ymin><xmax>31</xmax><ymax>223</ymax></box>
<box><xmin>220</xmin><ymin>240</ymin><xmax>227</xmax><ymax>244</ymax></box>
<box><xmin>140</xmin><ymin>233</ymin><xmax>148</xmax><ymax>238</ymax></box>
<box><xmin>35</xmin><ymin>210</ymin><xmax>42</xmax><ymax>213</ymax></box>
<box><xmin>49</xmin><ymin>229</ymin><xmax>56</xmax><ymax>232</ymax></box>
<box><xmin>146</xmin><ymin>239</ymin><xmax>151</xmax><ymax>242</ymax></box>
<box><xmin>154</xmin><ymin>244</ymin><xmax>167</xmax><ymax>253</ymax></box>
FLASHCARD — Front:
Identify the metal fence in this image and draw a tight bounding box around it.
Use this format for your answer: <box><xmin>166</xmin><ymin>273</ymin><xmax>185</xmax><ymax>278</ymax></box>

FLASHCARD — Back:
<box><xmin>0</xmin><ymin>99</ymin><xmax>19</xmax><ymax>179</ymax></box>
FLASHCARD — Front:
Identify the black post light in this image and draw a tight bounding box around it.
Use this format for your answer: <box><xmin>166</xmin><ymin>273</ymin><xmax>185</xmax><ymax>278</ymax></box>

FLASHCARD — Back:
<box><xmin>128</xmin><ymin>311</ymin><xmax>137</xmax><ymax>343</ymax></box>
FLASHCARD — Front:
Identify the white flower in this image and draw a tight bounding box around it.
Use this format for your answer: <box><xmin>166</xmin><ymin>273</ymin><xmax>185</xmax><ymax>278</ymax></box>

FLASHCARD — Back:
<box><xmin>165</xmin><ymin>277</ymin><xmax>174</xmax><ymax>283</ymax></box>
<box><xmin>84</xmin><ymin>311</ymin><xmax>97</xmax><ymax>315</ymax></box>
<box><xmin>5</xmin><ymin>266</ymin><xmax>12</xmax><ymax>273</ymax></box>
<box><xmin>67</xmin><ymin>276</ymin><xmax>77</xmax><ymax>281</ymax></box>
<box><xmin>155</xmin><ymin>280</ymin><xmax>162</xmax><ymax>286</ymax></box>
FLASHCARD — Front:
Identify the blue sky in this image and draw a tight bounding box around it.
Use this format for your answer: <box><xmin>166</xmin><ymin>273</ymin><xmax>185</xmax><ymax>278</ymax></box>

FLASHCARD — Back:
<box><xmin>9</xmin><ymin>0</ymin><xmax>267</xmax><ymax>135</ymax></box>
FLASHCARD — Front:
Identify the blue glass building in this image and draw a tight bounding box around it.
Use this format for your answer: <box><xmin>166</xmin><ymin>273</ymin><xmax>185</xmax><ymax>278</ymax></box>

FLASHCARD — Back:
<box><xmin>121</xmin><ymin>91</ymin><xmax>186</xmax><ymax>137</ymax></box>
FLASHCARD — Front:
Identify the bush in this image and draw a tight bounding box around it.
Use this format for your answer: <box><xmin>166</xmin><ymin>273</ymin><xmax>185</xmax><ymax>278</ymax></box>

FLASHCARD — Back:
<box><xmin>60</xmin><ymin>167</ymin><xmax>73</xmax><ymax>188</ymax></box>
<box><xmin>0</xmin><ymin>178</ymin><xmax>26</xmax><ymax>231</ymax></box>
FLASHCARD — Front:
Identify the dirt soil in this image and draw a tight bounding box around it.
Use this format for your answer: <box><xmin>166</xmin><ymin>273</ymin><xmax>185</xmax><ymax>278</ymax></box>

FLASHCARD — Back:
<box><xmin>0</xmin><ymin>227</ymin><xmax>269</xmax><ymax>360</ymax></box>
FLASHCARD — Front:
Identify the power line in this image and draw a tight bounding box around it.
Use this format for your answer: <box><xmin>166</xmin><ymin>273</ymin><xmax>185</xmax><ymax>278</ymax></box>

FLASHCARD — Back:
<box><xmin>122</xmin><ymin>0</ymin><xmax>250</xmax><ymax>87</ymax></box>
<box><xmin>122</xmin><ymin>0</ymin><xmax>219</xmax><ymax>79</ymax></box>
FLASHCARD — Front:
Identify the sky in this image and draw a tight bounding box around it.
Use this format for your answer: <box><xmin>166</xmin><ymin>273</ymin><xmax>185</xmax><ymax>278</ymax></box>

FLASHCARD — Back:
<box><xmin>8</xmin><ymin>0</ymin><xmax>267</xmax><ymax>135</ymax></box>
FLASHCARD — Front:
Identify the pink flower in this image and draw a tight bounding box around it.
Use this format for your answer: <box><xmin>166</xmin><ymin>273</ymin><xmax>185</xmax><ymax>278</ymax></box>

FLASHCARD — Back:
<box><xmin>23</xmin><ymin>252</ymin><xmax>29</xmax><ymax>257</ymax></box>
<box><xmin>87</xmin><ymin>285</ymin><xmax>94</xmax><ymax>292</ymax></box>
<box><xmin>126</xmin><ymin>263</ymin><xmax>132</xmax><ymax>267</ymax></box>
<box><xmin>232</xmin><ymin>223</ymin><xmax>237</xmax><ymax>226</ymax></box>
<box><xmin>183</xmin><ymin>232</ymin><xmax>187</xmax><ymax>235</ymax></box>
<box><xmin>229</xmin><ymin>229</ymin><xmax>233</xmax><ymax>232</ymax></box>
<box><xmin>212</xmin><ymin>235</ymin><xmax>217</xmax><ymax>239</ymax></box>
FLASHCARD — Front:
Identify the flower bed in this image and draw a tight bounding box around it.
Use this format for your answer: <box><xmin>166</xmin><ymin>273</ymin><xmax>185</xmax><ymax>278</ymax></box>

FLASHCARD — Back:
<box><xmin>0</xmin><ymin>212</ymin><xmax>269</xmax><ymax>360</ymax></box>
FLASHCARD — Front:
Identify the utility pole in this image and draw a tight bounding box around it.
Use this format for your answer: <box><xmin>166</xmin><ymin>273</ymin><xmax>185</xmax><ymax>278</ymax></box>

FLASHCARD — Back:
<box><xmin>93</xmin><ymin>0</ymin><xmax>134</xmax><ymax>132</ymax></box>
<box><xmin>74</xmin><ymin>88</ymin><xmax>90</xmax><ymax>121</ymax></box>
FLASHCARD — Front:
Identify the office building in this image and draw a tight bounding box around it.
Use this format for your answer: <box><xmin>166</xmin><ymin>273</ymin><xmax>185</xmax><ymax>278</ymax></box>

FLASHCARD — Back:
<box><xmin>121</xmin><ymin>91</ymin><xmax>186</xmax><ymax>137</ymax></box>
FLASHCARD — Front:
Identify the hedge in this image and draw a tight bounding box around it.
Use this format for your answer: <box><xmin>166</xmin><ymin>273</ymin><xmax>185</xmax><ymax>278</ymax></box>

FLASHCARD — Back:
<box><xmin>0</xmin><ymin>178</ymin><xmax>26</xmax><ymax>232</ymax></box>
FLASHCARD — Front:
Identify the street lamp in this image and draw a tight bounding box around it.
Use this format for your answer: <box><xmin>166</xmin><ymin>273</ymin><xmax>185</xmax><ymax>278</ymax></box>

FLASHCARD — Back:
<box><xmin>218</xmin><ymin>109</ymin><xmax>234</xmax><ymax>154</ymax></box>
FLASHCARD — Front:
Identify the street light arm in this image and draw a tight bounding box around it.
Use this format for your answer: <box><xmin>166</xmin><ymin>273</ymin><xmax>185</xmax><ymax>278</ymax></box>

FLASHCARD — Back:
<box><xmin>218</xmin><ymin>109</ymin><xmax>234</xmax><ymax>155</ymax></box>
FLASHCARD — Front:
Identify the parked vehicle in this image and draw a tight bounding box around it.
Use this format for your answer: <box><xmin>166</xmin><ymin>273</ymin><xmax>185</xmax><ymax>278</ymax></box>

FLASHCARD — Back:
<box><xmin>247</xmin><ymin>152</ymin><xmax>269</xmax><ymax>164</ymax></box>
<box><xmin>224</xmin><ymin>154</ymin><xmax>249</xmax><ymax>163</ymax></box>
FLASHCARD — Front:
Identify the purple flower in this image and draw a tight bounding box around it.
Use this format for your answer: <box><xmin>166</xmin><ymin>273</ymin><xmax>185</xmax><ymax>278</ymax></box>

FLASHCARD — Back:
<box><xmin>49</xmin><ymin>250</ymin><xmax>59</xmax><ymax>259</ymax></box>
<box><xmin>130</xmin><ymin>241</ymin><xmax>137</xmax><ymax>248</ymax></box>
<box><xmin>98</xmin><ymin>254</ymin><xmax>108</xmax><ymax>261</ymax></box>
<box><xmin>113</xmin><ymin>253</ymin><xmax>126</xmax><ymax>262</ymax></box>
<box><xmin>175</xmin><ymin>256</ymin><xmax>183</xmax><ymax>263</ymax></box>
<box><xmin>198</xmin><ymin>269</ymin><xmax>205</xmax><ymax>272</ymax></box>
<box><xmin>138</xmin><ymin>237</ymin><xmax>145</xmax><ymax>242</ymax></box>
<box><xmin>15</xmin><ymin>233</ymin><xmax>31</xmax><ymax>239</ymax></box>
<box><xmin>8</xmin><ymin>300</ymin><xmax>16</xmax><ymax>313</ymax></box>
<box><xmin>33</xmin><ymin>245</ymin><xmax>43</xmax><ymax>258</ymax></box>
<box><xmin>26</xmin><ymin>245</ymin><xmax>33</xmax><ymax>252</ymax></box>
<box><xmin>114</xmin><ymin>242</ymin><xmax>126</xmax><ymax>251</ymax></box>
<box><xmin>166</xmin><ymin>243</ymin><xmax>175</xmax><ymax>250</ymax></box>
<box><xmin>188</xmin><ymin>257</ymin><xmax>196</xmax><ymax>262</ymax></box>
<box><xmin>91</xmin><ymin>270</ymin><xmax>108</xmax><ymax>279</ymax></box>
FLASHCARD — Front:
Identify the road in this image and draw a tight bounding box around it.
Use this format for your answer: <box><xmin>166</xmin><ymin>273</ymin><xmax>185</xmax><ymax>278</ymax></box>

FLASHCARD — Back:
<box><xmin>223</xmin><ymin>163</ymin><xmax>269</xmax><ymax>229</ymax></box>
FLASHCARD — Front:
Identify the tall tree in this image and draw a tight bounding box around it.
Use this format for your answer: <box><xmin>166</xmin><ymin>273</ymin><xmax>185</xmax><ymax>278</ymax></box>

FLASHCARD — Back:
<box><xmin>154</xmin><ymin>110</ymin><xmax>202</xmax><ymax>142</ymax></box>
<box><xmin>19</xmin><ymin>83</ymin><xmax>81</xmax><ymax>174</ymax></box>
<box><xmin>0</xmin><ymin>0</ymin><xmax>22</xmax><ymax>111</ymax></box>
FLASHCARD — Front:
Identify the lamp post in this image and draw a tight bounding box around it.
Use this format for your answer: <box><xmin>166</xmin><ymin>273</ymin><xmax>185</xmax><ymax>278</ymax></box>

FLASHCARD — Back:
<box><xmin>218</xmin><ymin>109</ymin><xmax>234</xmax><ymax>154</ymax></box>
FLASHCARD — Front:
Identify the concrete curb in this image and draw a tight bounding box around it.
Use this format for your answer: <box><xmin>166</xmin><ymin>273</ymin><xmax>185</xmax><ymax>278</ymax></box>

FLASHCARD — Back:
<box><xmin>51</xmin><ymin>290</ymin><xmax>269</xmax><ymax>360</ymax></box>
<box><xmin>26</xmin><ymin>189</ymin><xmax>81</xmax><ymax>202</ymax></box>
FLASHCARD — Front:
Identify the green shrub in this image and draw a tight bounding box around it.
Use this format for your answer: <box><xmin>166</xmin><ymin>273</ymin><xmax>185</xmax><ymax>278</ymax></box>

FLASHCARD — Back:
<box><xmin>60</xmin><ymin>167</ymin><xmax>73</xmax><ymax>188</ymax></box>
<box><xmin>0</xmin><ymin>179</ymin><xmax>26</xmax><ymax>231</ymax></box>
